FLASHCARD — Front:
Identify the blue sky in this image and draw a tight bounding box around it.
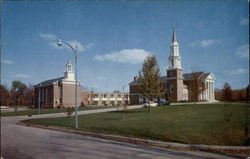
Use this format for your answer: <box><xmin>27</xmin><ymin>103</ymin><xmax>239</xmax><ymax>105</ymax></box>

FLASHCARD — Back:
<box><xmin>1</xmin><ymin>0</ymin><xmax>249</xmax><ymax>92</ymax></box>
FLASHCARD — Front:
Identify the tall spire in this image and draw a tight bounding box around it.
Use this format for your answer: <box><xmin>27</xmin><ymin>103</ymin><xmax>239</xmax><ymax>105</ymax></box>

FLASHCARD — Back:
<box><xmin>172</xmin><ymin>27</ymin><xmax>177</xmax><ymax>43</ymax></box>
<box><xmin>168</xmin><ymin>27</ymin><xmax>182</xmax><ymax>70</ymax></box>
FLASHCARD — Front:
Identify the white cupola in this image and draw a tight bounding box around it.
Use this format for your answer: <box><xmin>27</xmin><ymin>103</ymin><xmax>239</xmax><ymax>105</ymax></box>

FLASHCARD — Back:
<box><xmin>64</xmin><ymin>60</ymin><xmax>75</xmax><ymax>80</ymax></box>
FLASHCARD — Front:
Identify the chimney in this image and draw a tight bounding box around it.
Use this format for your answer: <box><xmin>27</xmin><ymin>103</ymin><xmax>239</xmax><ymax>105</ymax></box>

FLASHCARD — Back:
<box><xmin>134</xmin><ymin>76</ymin><xmax>138</xmax><ymax>81</ymax></box>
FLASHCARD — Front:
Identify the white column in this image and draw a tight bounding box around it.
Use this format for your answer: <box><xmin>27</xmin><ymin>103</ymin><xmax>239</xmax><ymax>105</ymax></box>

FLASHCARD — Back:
<box><xmin>206</xmin><ymin>82</ymin><xmax>208</xmax><ymax>100</ymax></box>
<box><xmin>209</xmin><ymin>82</ymin><xmax>212</xmax><ymax>100</ymax></box>
<box><xmin>210</xmin><ymin>82</ymin><xmax>212</xmax><ymax>100</ymax></box>
<box><xmin>210</xmin><ymin>82</ymin><xmax>213</xmax><ymax>100</ymax></box>
<box><xmin>208</xmin><ymin>82</ymin><xmax>211</xmax><ymax>100</ymax></box>
<box><xmin>212</xmin><ymin>82</ymin><xmax>214</xmax><ymax>100</ymax></box>
<box><xmin>211</xmin><ymin>82</ymin><xmax>213</xmax><ymax>100</ymax></box>
<box><xmin>204</xmin><ymin>82</ymin><xmax>206</xmax><ymax>100</ymax></box>
<box><xmin>207</xmin><ymin>82</ymin><xmax>209</xmax><ymax>100</ymax></box>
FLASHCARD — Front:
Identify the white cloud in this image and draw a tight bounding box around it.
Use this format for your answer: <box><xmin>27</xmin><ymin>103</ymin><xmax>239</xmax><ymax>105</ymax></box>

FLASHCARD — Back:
<box><xmin>239</xmin><ymin>18</ymin><xmax>249</xmax><ymax>26</ymax></box>
<box><xmin>200</xmin><ymin>40</ymin><xmax>217</xmax><ymax>47</ymax></box>
<box><xmin>97</xmin><ymin>76</ymin><xmax>107</xmax><ymax>80</ymax></box>
<box><xmin>67</xmin><ymin>41</ymin><xmax>94</xmax><ymax>52</ymax></box>
<box><xmin>236</xmin><ymin>44</ymin><xmax>249</xmax><ymax>58</ymax></box>
<box><xmin>38</xmin><ymin>33</ymin><xmax>57</xmax><ymax>41</ymax></box>
<box><xmin>225</xmin><ymin>68</ymin><xmax>247</xmax><ymax>75</ymax></box>
<box><xmin>1</xmin><ymin>59</ymin><xmax>13</xmax><ymax>64</ymax></box>
<box><xmin>94</xmin><ymin>49</ymin><xmax>152</xmax><ymax>64</ymax></box>
<box><xmin>14</xmin><ymin>73</ymin><xmax>31</xmax><ymax>78</ymax></box>
<box><xmin>188</xmin><ymin>39</ymin><xmax>218</xmax><ymax>47</ymax></box>
<box><xmin>39</xmin><ymin>33</ymin><xmax>94</xmax><ymax>53</ymax></box>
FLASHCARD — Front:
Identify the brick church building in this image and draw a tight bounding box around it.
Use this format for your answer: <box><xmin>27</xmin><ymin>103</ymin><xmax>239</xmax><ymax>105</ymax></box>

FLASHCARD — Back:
<box><xmin>34</xmin><ymin>60</ymin><xmax>81</xmax><ymax>108</ymax></box>
<box><xmin>34</xmin><ymin>61</ymin><xmax>129</xmax><ymax>108</ymax></box>
<box><xmin>129</xmin><ymin>28</ymin><xmax>215</xmax><ymax>104</ymax></box>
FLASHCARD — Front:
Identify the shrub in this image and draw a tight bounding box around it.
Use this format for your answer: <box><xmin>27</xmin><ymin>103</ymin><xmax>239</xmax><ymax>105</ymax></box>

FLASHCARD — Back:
<box><xmin>65</xmin><ymin>107</ymin><xmax>74</xmax><ymax>118</ymax></box>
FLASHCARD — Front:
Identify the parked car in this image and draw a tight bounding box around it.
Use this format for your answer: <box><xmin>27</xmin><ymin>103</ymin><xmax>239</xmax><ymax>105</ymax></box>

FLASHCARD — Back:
<box><xmin>0</xmin><ymin>106</ymin><xmax>8</xmax><ymax>109</ymax></box>
<box><xmin>143</xmin><ymin>101</ymin><xmax>158</xmax><ymax>107</ymax></box>
<box><xmin>158</xmin><ymin>99</ymin><xmax>170</xmax><ymax>106</ymax></box>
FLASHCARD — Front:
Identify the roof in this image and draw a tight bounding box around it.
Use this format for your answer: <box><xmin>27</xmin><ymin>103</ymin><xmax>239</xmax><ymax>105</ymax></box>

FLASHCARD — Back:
<box><xmin>129</xmin><ymin>76</ymin><xmax>168</xmax><ymax>85</ymax></box>
<box><xmin>34</xmin><ymin>77</ymin><xmax>64</xmax><ymax>87</ymax></box>
<box><xmin>200</xmin><ymin>72</ymin><xmax>211</xmax><ymax>80</ymax></box>
<box><xmin>129</xmin><ymin>72</ymin><xmax>214</xmax><ymax>85</ymax></box>
<box><xmin>183</xmin><ymin>72</ymin><xmax>212</xmax><ymax>80</ymax></box>
<box><xmin>183</xmin><ymin>72</ymin><xmax>204</xmax><ymax>80</ymax></box>
<box><xmin>129</xmin><ymin>80</ymin><xmax>139</xmax><ymax>85</ymax></box>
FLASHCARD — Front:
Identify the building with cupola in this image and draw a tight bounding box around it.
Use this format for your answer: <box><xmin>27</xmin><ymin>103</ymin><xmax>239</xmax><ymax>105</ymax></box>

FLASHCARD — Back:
<box><xmin>34</xmin><ymin>60</ymin><xmax>82</xmax><ymax>108</ymax></box>
<box><xmin>34</xmin><ymin>60</ymin><xmax>130</xmax><ymax>108</ymax></box>
<box><xmin>129</xmin><ymin>28</ymin><xmax>215</xmax><ymax>104</ymax></box>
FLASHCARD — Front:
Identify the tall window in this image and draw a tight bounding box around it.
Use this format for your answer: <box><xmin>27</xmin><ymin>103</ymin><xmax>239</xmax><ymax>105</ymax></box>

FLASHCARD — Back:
<box><xmin>68</xmin><ymin>65</ymin><xmax>72</xmax><ymax>71</ymax></box>
<box><xmin>170</xmin><ymin>84</ymin><xmax>174</xmax><ymax>94</ymax></box>
<box><xmin>171</xmin><ymin>59</ymin><xmax>174</xmax><ymax>67</ymax></box>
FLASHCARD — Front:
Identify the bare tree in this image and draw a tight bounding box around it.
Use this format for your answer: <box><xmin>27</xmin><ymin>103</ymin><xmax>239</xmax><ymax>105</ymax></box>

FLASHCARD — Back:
<box><xmin>223</xmin><ymin>82</ymin><xmax>232</xmax><ymax>102</ymax></box>
<box><xmin>222</xmin><ymin>82</ymin><xmax>232</xmax><ymax>123</ymax></box>
<box><xmin>65</xmin><ymin>107</ymin><xmax>74</xmax><ymax>118</ymax></box>
<box><xmin>138</xmin><ymin>55</ymin><xmax>164</xmax><ymax>112</ymax></box>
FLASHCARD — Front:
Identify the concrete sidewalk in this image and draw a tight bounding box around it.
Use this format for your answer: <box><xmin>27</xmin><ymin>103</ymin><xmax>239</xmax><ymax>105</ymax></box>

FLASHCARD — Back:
<box><xmin>170</xmin><ymin>101</ymin><xmax>220</xmax><ymax>105</ymax></box>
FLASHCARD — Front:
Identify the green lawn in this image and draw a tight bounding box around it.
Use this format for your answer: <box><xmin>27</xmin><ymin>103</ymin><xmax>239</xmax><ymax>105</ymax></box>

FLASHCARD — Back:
<box><xmin>21</xmin><ymin>103</ymin><xmax>249</xmax><ymax>146</ymax></box>
<box><xmin>1</xmin><ymin>106</ymin><xmax>115</xmax><ymax>117</ymax></box>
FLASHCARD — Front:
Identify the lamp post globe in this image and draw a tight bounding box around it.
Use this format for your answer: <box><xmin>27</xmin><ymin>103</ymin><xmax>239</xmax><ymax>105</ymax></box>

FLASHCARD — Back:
<box><xmin>57</xmin><ymin>39</ymin><xmax>62</xmax><ymax>47</ymax></box>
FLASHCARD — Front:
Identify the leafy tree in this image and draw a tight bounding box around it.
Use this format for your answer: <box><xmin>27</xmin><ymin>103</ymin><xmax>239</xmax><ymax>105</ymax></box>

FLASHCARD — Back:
<box><xmin>0</xmin><ymin>85</ymin><xmax>9</xmax><ymax>106</ymax></box>
<box><xmin>246</xmin><ymin>84</ymin><xmax>250</xmax><ymax>102</ymax></box>
<box><xmin>188</xmin><ymin>65</ymin><xmax>205</xmax><ymax>102</ymax></box>
<box><xmin>215</xmin><ymin>86</ymin><xmax>248</xmax><ymax>102</ymax></box>
<box><xmin>113</xmin><ymin>90</ymin><xmax>121</xmax><ymax>94</ymax></box>
<box><xmin>138</xmin><ymin>55</ymin><xmax>163</xmax><ymax>112</ymax></box>
<box><xmin>11</xmin><ymin>81</ymin><xmax>27</xmax><ymax>105</ymax></box>
<box><xmin>23</xmin><ymin>86</ymin><xmax>35</xmax><ymax>107</ymax></box>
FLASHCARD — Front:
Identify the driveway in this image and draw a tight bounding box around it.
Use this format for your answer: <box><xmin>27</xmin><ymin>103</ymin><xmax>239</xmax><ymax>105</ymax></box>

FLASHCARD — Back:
<box><xmin>1</xmin><ymin>106</ymin><xmax>241</xmax><ymax>159</ymax></box>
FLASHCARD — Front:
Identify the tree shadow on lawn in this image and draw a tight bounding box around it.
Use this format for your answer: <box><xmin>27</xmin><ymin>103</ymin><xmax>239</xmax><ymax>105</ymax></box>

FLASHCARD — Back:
<box><xmin>110</xmin><ymin>110</ymin><xmax>147</xmax><ymax>114</ymax></box>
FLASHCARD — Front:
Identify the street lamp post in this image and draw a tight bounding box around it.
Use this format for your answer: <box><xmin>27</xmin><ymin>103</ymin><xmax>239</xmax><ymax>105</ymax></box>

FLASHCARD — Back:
<box><xmin>122</xmin><ymin>85</ymin><xmax>128</xmax><ymax>121</ymax></box>
<box><xmin>57</xmin><ymin>39</ymin><xmax>78</xmax><ymax>129</ymax></box>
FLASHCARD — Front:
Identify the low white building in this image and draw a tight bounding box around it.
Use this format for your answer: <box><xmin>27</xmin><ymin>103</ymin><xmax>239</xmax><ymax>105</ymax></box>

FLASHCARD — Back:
<box><xmin>88</xmin><ymin>92</ymin><xmax>129</xmax><ymax>106</ymax></box>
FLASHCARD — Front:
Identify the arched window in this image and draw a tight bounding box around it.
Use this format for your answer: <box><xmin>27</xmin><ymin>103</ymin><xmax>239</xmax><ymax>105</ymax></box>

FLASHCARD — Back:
<box><xmin>170</xmin><ymin>84</ymin><xmax>174</xmax><ymax>94</ymax></box>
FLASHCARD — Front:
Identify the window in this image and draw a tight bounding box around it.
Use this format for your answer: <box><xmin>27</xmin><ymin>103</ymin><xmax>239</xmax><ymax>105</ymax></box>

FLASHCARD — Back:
<box><xmin>170</xmin><ymin>84</ymin><xmax>174</xmax><ymax>94</ymax></box>
<box><xmin>68</xmin><ymin>65</ymin><xmax>72</xmax><ymax>71</ymax></box>
<box><xmin>171</xmin><ymin>59</ymin><xmax>174</xmax><ymax>67</ymax></box>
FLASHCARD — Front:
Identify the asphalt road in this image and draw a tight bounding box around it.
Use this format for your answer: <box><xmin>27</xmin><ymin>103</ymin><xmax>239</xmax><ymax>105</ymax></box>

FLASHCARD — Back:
<box><xmin>1</xmin><ymin>106</ymin><xmax>242</xmax><ymax>159</ymax></box>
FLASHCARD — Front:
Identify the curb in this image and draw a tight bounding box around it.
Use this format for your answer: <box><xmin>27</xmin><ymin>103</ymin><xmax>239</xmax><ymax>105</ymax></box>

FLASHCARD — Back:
<box><xmin>17</xmin><ymin>122</ymin><xmax>250</xmax><ymax>154</ymax></box>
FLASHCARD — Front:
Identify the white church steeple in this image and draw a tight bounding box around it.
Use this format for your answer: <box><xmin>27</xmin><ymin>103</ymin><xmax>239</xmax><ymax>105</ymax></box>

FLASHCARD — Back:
<box><xmin>64</xmin><ymin>60</ymin><xmax>75</xmax><ymax>80</ymax></box>
<box><xmin>168</xmin><ymin>28</ymin><xmax>182</xmax><ymax>70</ymax></box>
